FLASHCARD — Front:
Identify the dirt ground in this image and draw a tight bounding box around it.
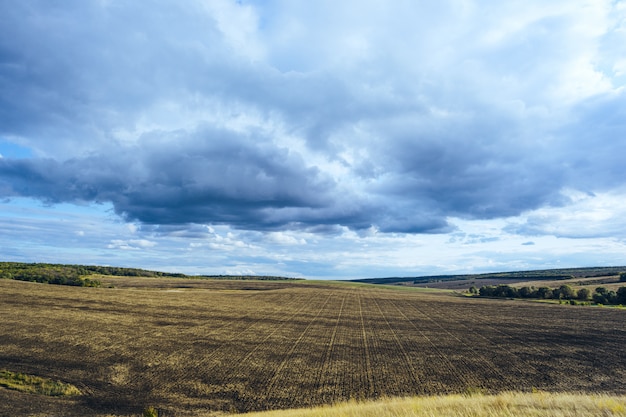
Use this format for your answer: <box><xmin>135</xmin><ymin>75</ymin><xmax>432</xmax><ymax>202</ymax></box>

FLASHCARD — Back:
<box><xmin>1</xmin><ymin>278</ymin><xmax>624</xmax><ymax>416</ymax></box>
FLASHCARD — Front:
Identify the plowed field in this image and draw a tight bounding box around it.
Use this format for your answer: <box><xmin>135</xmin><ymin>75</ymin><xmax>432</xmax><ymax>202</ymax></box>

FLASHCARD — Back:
<box><xmin>0</xmin><ymin>278</ymin><xmax>624</xmax><ymax>416</ymax></box>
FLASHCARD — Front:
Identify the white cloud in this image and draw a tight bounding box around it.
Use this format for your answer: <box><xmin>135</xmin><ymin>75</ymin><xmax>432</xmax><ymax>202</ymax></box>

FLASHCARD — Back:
<box><xmin>107</xmin><ymin>239</ymin><xmax>156</xmax><ymax>250</ymax></box>
<box><xmin>267</xmin><ymin>231</ymin><xmax>307</xmax><ymax>246</ymax></box>
<box><xmin>508</xmin><ymin>189</ymin><xmax>626</xmax><ymax>239</ymax></box>
<box><xmin>200</xmin><ymin>0</ymin><xmax>265</xmax><ymax>61</ymax></box>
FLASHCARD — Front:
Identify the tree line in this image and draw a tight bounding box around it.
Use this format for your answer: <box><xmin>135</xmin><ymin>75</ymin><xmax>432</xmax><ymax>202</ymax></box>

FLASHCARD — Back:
<box><xmin>0</xmin><ymin>262</ymin><xmax>186</xmax><ymax>287</ymax></box>
<box><xmin>473</xmin><ymin>273</ymin><xmax>626</xmax><ymax>305</ymax></box>
<box><xmin>0</xmin><ymin>262</ymin><xmax>296</xmax><ymax>287</ymax></box>
<box><xmin>0</xmin><ymin>264</ymin><xmax>99</xmax><ymax>287</ymax></box>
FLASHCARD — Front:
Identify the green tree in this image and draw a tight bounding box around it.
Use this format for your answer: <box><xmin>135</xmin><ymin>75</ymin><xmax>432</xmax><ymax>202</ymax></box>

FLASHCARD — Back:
<box><xmin>536</xmin><ymin>287</ymin><xmax>553</xmax><ymax>299</ymax></box>
<box><xmin>593</xmin><ymin>292</ymin><xmax>608</xmax><ymax>304</ymax></box>
<box><xmin>558</xmin><ymin>285</ymin><xmax>575</xmax><ymax>300</ymax></box>
<box><xmin>518</xmin><ymin>286</ymin><xmax>535</xmax><ymax>298</ymax></box>
<box><xmin>596</xmin><ymin>287</ymin><xmax>609</xmax><ymax>296</ymax></box>
<box><xmin>607</xmin><ymin>290</ymin><xmax>618</xmax><ymax>304</ymax></box>
<box><xmin>479</xmin><ymin>286</ymin><xmax>496</xmax><ymax>297</ymax></box>
<box><xmin>577</xmin><ymin>288</ymin><xmax>591</xmax><ymax>301</ymax></box>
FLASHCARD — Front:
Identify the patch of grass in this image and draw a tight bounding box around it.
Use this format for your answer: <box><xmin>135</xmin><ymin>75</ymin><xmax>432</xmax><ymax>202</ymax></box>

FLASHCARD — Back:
<box><xmin>238</xmin><ymin>392</ymin><xmax>626</xmax><ymax>417</ymax></box>
<box><xmin>0</xmin><ymin>370</ymin><xmax>81</xmax><ymax>396</ymax></box>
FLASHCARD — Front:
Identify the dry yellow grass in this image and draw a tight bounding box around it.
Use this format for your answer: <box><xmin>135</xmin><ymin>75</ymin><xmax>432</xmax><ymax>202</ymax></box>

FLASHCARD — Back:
<box><xmin>237</xmin><ymin>392</ymin><xmax>626</xmax><ymax>417</ymax></box>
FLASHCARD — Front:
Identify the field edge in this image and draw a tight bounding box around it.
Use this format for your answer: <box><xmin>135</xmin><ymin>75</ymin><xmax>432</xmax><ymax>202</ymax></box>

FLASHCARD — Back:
<box><xmin>233</xmin><ymin>391</ymin><xmax>626</xmax><ymax>417</ymax></box>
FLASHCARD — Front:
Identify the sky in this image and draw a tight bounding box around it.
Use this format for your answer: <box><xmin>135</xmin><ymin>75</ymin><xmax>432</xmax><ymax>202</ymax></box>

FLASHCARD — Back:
<box><xmin>1</xmin><ymin>0</ymin><xmax>626</xmax><ymax>279</ymax></box>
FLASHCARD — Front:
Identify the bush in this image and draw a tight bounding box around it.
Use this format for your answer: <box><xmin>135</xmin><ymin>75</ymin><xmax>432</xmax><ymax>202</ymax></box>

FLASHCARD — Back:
<box><xmin>143</xmin><ymin>406</ymin><xmax>158</xmax><ymax>417</ymax></box>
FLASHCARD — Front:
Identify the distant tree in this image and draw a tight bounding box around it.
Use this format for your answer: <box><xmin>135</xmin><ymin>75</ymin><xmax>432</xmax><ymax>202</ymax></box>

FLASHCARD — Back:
<box><xmin>594</xmin><ymin>287</ymin><xmax>609</xmax><ymax>303</ymax></box>
<box><xmin>558</xmin><ymin>285</ymin><xmax>576</xmax><ymax>300</ymax></box>
<box><xmin>620</xmin><ymin>272</ymin><xmax>626</xmax><ymax>282</ymax></box>
<box><xmin>593</xmin><ymin>292</ymin><xmax>608</xmax><ymax>305</ymax></box>
<box><xmin>518</xmin><ymin>286</ymin><xmax>535</xmax><ymax>298</ymax></box>
<box><xmin>504</xmin><ymin>285</ymin><xmax>519</xmax><ymax>298</ymax></box>
<box><xmin>468</xmin><ymin>286</ymin><xmax>478</xmax><ymax>295</ymax></box>
<box><xmin>617</xmin><ymin>287</ymin><xmax>626</xmax><ymax>305</ymax></box>
<box><xmin>492</xmin><ymin>285</ymin><xmax>518</xmax><ymax>298</ymax></box>
<box><xmin>478</xmin><ymin>285</ymin><xmax>520</xmax><ymax>298</ymax></box>
<box><xmin>596</xmin><ymin>287</ymin><xmax>609</xmax><ymax>295</ymax></box>
<box><xmin>479</xmin><ymin>286</ymin><xmax>496</xmax><ymax>297</ymax></box>
<box><xmin>536</xmin><ymin>287</ymin><xmax>553</xmax><ymax>299</ymax></box>
<box><xmin>607</xmin><ymin>290</ymin><xmax>618</xmax><ymax>304</ymax></box>
<box><xmin>577</xmin><ymin>288</ymin><xmax>591</xmax><ymax>301</ymax></box>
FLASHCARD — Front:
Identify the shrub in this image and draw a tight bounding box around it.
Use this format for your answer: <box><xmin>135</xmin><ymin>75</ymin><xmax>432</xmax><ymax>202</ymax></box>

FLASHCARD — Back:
<box><xmin>143</xmin><ymin>406</ymin><xmax>158</xmax><ymax>417</ymax></box>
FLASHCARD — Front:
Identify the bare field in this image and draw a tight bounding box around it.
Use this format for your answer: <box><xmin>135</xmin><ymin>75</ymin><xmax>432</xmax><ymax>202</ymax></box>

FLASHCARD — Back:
<box><xmin>406</xmin><ymin>277</ymin><xmax>532</xmax><ymax>290</ymax></box>
<box><xmin>511</xmin><ymin>275</ymin><xmax>625</xmax><ymax>291</ymax></box>
<box><xmin>1</xmin><ymin>277</ymin><xmax>625</xmax><ymax>416</ymax></box>
<box><xmin>406</xmin><ymin>275</ymin><xmax>624</xmax><ymax>291</ymax></box>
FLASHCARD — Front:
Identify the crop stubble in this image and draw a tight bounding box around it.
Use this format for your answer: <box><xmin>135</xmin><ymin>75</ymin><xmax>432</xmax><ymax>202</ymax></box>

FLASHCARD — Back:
<box><xmin>0</xmin><ymin>278</ymin><xmax>625</xmax><ymax>416</ymax></box>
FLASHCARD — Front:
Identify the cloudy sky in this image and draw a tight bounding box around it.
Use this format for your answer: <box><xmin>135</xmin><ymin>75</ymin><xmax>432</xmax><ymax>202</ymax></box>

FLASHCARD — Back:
<box><xmin>1</xmin><ymin>0</ymin><xmax>625</xmax><ymax>279</ymax></box>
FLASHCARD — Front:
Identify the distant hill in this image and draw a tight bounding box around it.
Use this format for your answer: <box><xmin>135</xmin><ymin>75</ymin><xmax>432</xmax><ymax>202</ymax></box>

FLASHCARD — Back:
<box><xmin>3</xmin><ymin>262</ymin><xmax>624</xmax><ymax>287</ymax></box>
<box><xmin>194</xmin><ymin>275</ymin><xmax>301</xmax><ymax>281</ymax></box>
<box><xmin>0</xmin><ymin>262</ymin><xmax>297</xmax><ymax>286</ymax></box>
<box><xmin>352</xmin><ymin>266</ymin><xmax>626</xmax><ymax>286</ymax></box>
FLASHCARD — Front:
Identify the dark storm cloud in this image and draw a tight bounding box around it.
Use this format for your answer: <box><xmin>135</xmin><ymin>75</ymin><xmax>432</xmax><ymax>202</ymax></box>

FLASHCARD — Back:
<box><xmin>557</xmin><ymin>94</ymin><xmax>626</xmax><ymax>190</ymax></box>
<box><xmin>0</xmin><ymin>127</ymin><xmax>360</xmax><ymax>230</ymax></box>
<box><xmin>0</xmin><ymin>145</ymin><xmax>452</xmax><ymax>234</ymax></box>
<box><xmin>1</xmin><ymin>1</ymin><xmax>625</xmax><ymax>236</ymax></box>
<box><xmin>0</xmin><ymin>0</ymin><xmax>257</xmax><ymax>155</ymax></box>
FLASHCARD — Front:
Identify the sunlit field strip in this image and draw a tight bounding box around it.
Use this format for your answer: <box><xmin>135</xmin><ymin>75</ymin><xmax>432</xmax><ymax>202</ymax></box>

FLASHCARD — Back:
<box><xmin>238</xmin><ymin>392</ymin><xmax>626</xmax><ymax>417</ymax></box>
